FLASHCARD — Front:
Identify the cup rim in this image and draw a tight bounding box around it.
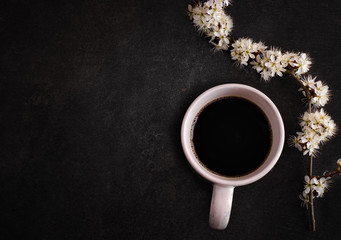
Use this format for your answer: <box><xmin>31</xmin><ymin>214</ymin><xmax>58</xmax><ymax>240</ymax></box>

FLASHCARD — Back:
<box><xmin>181</xmin><ymin>83</ymin><xmax>285</xmax><ymax>186</ymax></box>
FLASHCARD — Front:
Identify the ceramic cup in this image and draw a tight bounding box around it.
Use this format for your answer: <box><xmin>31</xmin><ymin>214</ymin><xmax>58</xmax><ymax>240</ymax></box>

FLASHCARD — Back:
<box><xmin>181</xmin><ymin>83</ymin><xmax>285</xmax><ymax>230</ymax></box>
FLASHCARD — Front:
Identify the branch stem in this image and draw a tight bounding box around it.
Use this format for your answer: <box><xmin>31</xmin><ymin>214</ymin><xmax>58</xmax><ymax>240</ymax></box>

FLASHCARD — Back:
<box><xmin>318</xmin><ymin>169</ymin><xmax>341</xmax><ymax>179</ymax></box>
<box><xmin>309</xmin><ymin>155</ymin><xmax>316</xmax><ymax>231</ymax></box>
<box><xmin>287</xmin><ymin>71</ymin><xmax>312</xmax><ymax>110</ymax></box>
<box><xmin>288</xmin><ymin>70</ymin><xmax>315</xmax><ymax>231</ymax></box>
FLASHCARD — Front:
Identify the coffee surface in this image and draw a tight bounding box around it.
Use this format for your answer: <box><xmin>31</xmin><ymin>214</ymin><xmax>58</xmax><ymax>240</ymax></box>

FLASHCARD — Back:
<box><xmin>192</xmin><ymin>97</ymin><xmax>272</xmax><ymax>177</ymax></box>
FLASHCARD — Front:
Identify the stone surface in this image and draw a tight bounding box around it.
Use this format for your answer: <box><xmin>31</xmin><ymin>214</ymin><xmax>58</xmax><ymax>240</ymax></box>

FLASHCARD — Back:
<box><xmin>1</xmin><ymin>0</ymin><xmax>341</xmax><ymax>239</ymax></box>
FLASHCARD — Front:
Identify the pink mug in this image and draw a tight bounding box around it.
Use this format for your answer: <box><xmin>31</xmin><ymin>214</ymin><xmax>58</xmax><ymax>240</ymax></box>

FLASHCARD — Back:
<box><xmin>181</xmin><ymin>84</ymin><xmax>284</xmax><ymax>230</ymax></box>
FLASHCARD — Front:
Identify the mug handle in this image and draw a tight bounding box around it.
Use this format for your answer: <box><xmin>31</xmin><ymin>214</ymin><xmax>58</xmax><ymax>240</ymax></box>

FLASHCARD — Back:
<box><xmin>209</xmin><ymin>184</ymin><xmax>235</xmax><ymax>230</ymax></box>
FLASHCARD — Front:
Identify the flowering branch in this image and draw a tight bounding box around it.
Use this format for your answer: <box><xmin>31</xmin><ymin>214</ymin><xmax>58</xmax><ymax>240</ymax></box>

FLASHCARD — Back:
<box><xmin>188</xmin><ymin>0</ymin><xmax>340</xmax><ymax>231</ymax></box>
<box><xmin>287</xmin><ymin>71</ymin><xmax>312</xmax><ymax>106</ymax></box>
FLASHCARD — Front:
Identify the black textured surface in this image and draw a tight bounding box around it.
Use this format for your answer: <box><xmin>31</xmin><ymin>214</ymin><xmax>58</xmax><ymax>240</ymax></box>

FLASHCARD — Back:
<box><xmin>1</xmin><ymin>0</ymin><xmax>341</xmax><ymax>239</ymax></box>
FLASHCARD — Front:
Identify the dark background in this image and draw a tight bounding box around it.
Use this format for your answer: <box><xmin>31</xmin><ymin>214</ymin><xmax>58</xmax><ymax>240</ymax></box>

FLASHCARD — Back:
<box><xmin>1</xmin><ymin>0</ymin><xmax>341</xmax><ymax>239</ymax></box>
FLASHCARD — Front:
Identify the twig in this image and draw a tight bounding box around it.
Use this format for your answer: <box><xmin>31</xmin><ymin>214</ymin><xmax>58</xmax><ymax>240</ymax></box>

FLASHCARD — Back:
<box><xmin>309</xmin><ymin>155</ymin><xmax>316</xmax><ymax>231</ymax></box>
<box><xmin>287</xmin><ymin>71</ymin><xmax>312</xmax><ymax>104</ymax></box>
<box><xmin>289</xmin><ymin>71</ymin><xmax>315</xmax><ymax>231</ymax></box>
<box><xmin>318</xmin><ymin>169</ymin><xmax>341</xmax><ymax>179</ymax></box>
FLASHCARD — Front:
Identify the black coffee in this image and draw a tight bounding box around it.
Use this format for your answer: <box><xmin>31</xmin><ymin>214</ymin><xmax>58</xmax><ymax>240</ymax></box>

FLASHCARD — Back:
<box><xmin>192</xmin><ymin>96</ymin><xmax>272</xmax><ymax>177</ymax></box>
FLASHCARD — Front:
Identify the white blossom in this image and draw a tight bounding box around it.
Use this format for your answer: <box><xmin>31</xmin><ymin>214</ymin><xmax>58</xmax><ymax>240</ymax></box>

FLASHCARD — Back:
<box><xmin>249</xmin><ymin>48</ymin><xmax>289</xmax><ymax>81</ymax></box>
<box><xmin>230</xmin><ymin>38</ymin><xmax>252</xmax><ymax>65</ymax></box>
<box><xmin>315</xmin><ymin>177</ymin><xmax>331</xmax><ymax>197</ymax></box>
<box><xmin>251</xmin><ymin>55</ymin><xmax>263</xmax><ymax>72</ymax></box>
<box><xmin>337</xmin><ymin>159</ymin><xmax>341</xmax><ymax>166</ymax></box>
<box><xmin>260</xmin><ymin>69</ymin><xmax>272</xmax><ymax>81</ymax></box>
<box><xmin>207</xmin><ymin>0</ymin><xmax>230</xmax><ymax>7</ymax></box>
<box><xmin>188</xmin><ymin>1</ymin><xmax>233</xmax><ymax>51</ymax></box>
<box><xmin>281</xmin><ymin>52</ymin><xmax>299</xmax><ymax>68</ymax></box>
<box><xmin>263</xmin><ymin>49</ymin><xmax>286</xmax><ymax>77</ymax></box>
<box><xmin>299</xmin><ymin>190</ymin><xmax>310</xmax><ymax>208</ymax></box>
<box><xmin>300</xmin><ymin>175</ymin><xmax>331</xmax><ymax>203</ymax></box>
<box><xmin>231</xmin><ymin>38</ymin><xmax>268</xmax><ymax>70</ymax></box>
<box><xmin>293</xmin><ymin>109</ymin><xmax>336</xmax><ymax>156</ymax></box>
<box><xmin>304</xmin><ymin>175</ymin><xmax>317</xmax><ymax>194</ymax></box>
<box><xmin>296</xmin><ymin>53</ymin><xmax>312</xmax><ymax>75</ymax></box>
<box><xmin>290</xmin><ymin>134</ymin><xmax>303</xmax><ymax>151</ymax></box>
<box><xmin>299</xmin><ymin>75</ymin><xmax>330</xmax><ymax>107</ymax></box>
<box><xmin>250</xmin><ymin>56</ymin><xmax>272</xmax><ymax>80</ymax></box>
